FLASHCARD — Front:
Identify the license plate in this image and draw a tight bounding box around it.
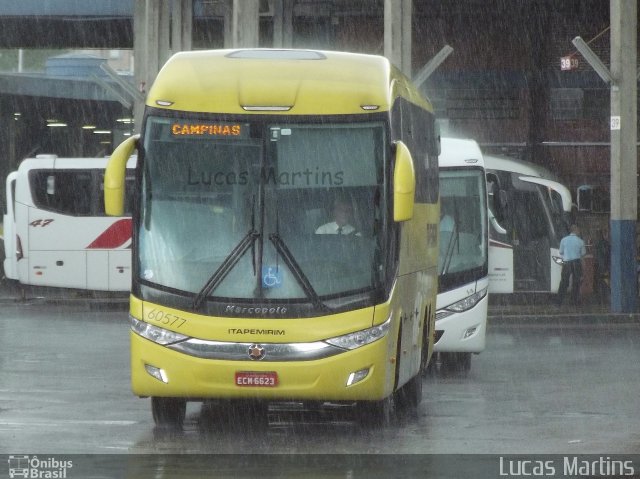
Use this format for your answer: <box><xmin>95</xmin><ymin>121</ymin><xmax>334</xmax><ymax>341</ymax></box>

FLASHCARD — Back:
<box><xmin>235</xmin><ymin>371</ymin><xmax>278</xmax><ymax>387</ymax></box>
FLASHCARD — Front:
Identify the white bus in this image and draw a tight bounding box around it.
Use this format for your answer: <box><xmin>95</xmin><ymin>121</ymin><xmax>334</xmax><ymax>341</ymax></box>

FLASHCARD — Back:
<box><xmin>434</xmin><ymin>138</ymin><xmax>489</xmax><ymax>372</ymax></box>
<box><xmin>485</xmin><ymin>154</ymin><xmax>572</xmax><ymax>294</ymax></box>
<box><xmin>3</xmin><ymin>155</ymin><xmax>135</xmax><ymax>291</ymax></box>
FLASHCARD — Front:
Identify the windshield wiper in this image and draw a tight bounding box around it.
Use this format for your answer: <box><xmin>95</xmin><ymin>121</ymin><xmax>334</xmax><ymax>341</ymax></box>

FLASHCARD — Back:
<box><xmin>269</xmin><ymin>233</ymin><xmax>330</xmax><ymax>312</ymax></box>
<box><xmin>440</xmin><ymin>223</ymin><xmax>459</xmax><ymax>276</ymax></box>
<box><xmin>192</xmin><ymin>229</ymin><xmax>260</xmax><ymax>310</ymax></box>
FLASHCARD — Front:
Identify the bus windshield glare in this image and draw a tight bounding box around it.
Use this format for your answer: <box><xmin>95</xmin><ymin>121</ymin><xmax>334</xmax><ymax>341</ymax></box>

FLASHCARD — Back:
<box><xmin>139</xmin><ymin>116</ymin><xmax>387</xmax><ymax>304</ymax></box>
<box><xmin>438</xmin><ymin>167</ymin><xmax>487</xmax><ymax>279</ymax></box>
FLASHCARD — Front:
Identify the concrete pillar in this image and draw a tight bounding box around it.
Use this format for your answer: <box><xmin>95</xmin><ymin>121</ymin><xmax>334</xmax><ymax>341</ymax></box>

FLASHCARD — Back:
<box><xmin>158</xmin><ymin>2</ymin><xmax>171</xmax><ymax>65</ymax></box>
<box><xmin>230</xmin><ymin>0</ymin><xmax>260</xmax><ymax>48</ymax></box>
<box><xmin>134</xmin><ymin>0</ymin><xmax>159</xmax><ymax>131</ymax></box>
<box><xmin>384</xmin><ymin>0</ymin><xmax>412</xmax><ymax>76</ymax></box>
<box><xmin>172</xmin><ymin>0</ymin><xmax>193</xmax><ymax>53</ymax></box>
<box><xmin>133</xmin><ymin>0</ymin><xmax>194</xmax><ymax>133</ymax></box>
<box><xmin>609</xmin><ymin>0</ymin><xmax>637</xmax><ymax>312</ymax></box>
<box><xmin>273</xmin><ymin>0</ymin><xmax>294</xmax><ymax>48</ymax></box>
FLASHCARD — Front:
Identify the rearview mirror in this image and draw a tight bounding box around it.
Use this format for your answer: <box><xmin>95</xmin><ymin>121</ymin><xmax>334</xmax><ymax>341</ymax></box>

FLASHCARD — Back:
<box><xmin>393</xmin><ymin>141</ymin><xmax>415</xmax><ymax>222</ymax></box>
<box><xmin>105</xmin><ymin>134</ymin><xmax>139</xmax><ymax>216</ymax></box>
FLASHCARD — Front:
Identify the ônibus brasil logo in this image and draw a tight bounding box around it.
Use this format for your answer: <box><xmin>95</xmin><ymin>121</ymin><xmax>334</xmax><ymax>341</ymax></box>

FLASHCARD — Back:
<box><xmin>8</xmin><ymin>455</ymin><xmax>73</xmax><ymax>478</ymax></box>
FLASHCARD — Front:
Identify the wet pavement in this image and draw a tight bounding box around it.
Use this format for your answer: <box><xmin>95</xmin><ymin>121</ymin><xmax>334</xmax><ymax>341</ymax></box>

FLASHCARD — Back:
<box><xmin>2</xmin><ymin>304</ymin><xmax>639</xmax><ymax>455</ymax></box>
<box><xmin>1</xmin><ymin>281</ymin><xmax>639</xmax><ymax>477</ymax></box>
<box><xmin>488</xmin><ymin>291</ymin><xmax>640</xmax><ymax>323</ymax></box>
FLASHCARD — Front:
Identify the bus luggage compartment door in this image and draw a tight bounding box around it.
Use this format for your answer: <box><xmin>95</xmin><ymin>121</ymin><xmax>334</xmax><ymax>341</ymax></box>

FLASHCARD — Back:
<box><xmin>28</xmin><ymin>250</ymin><xmax>87</xmax><ymax>289</ymax></box>
<box><xmin>108</xmin><ymin>250</ymin><xmax>131</xmax><ymax>291</ymax></box>
<box><xmin>87</xmin><ymin>250</ymin><xmax>131</xmax><ymax>291</ymax></box>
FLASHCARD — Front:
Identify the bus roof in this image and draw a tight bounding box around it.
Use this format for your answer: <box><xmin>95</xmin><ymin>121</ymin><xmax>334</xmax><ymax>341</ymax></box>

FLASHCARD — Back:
<box><xmin>439</xmin><ymin>137</ymin><xmax>484</xmax><ymax>168</ymax></box>
<box><xmin>147</xmin><ymin>49</ymin><xmax>433</xmax><ymax>115</ymax></box>
<box><xmin>483</xmin><ymin>153</ymin><xmax>559</xmax><ymax>181</ymax></box>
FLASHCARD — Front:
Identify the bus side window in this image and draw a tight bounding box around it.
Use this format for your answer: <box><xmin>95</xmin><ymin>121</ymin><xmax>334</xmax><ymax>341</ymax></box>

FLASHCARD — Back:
<box><xmin>57</xmin><ymin>172</ymin><xmax>92</xmax><ymax>216</ymax></box>
<box><xmin>31</xmin><ymin>171</ymin><xmax>93</xmax><ymax>216</ymax></box>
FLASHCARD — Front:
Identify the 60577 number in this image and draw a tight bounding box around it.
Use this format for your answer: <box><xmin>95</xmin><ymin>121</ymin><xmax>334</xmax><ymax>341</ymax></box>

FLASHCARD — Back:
<box><xmin>146</xmin><ymin>308</ymin><xmax>187</xmax><ymax>328</ymax></box>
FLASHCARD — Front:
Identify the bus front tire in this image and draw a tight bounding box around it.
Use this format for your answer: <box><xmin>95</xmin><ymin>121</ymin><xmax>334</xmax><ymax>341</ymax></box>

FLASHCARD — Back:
<box><xmin>394</xmin><ymin>373</ymin><xmax>423</xmax><ymax>412</ymax></box>
<box><xmin>151</xmin><ymin>397</ymin><xmax>186</xmax><ymax>428</ymax></box>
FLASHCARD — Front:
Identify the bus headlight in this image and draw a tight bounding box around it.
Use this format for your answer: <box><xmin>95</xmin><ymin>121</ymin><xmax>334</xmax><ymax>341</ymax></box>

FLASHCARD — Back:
<box><xmin>130</xmin><ymin>316</ymin><xmax>189</xmax><ymax>345</ymax></box>
<box><xmin>445</xmin><ymin>287</ymin><xmax>488</xmax><ymax>313</ymax></box>
<box><xmin>324</xmin><ymin>316</ymin><xmax>391</xmax><ymax>350</ymax></box>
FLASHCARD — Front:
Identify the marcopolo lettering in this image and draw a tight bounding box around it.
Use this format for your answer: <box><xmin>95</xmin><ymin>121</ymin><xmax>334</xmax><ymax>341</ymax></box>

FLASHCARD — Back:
<box><xmin>225</xmin><ymin>304</ymin><xmax>288</xmax><ymax>315</ymax></box>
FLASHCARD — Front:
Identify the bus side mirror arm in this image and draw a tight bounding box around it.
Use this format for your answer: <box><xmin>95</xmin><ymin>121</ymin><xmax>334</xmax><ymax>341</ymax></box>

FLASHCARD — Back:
<box><xmin>105</xmin><ymin>134</ymin><xmax>139</xmax><ymax>216</ymax></box>
<box><xmin>393</xmin><ymin>141</ymin><xmax>415</xmax><ymax>222</ymax></box>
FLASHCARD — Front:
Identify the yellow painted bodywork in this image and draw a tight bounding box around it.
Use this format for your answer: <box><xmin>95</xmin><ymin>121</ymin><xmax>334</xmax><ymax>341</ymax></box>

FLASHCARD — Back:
<box><xmin>104</xmin><ymin>134</ymin><xmax>138</xmax><ymax>217</ymax></box>
<box><xmin>131</xmin><ymin>296</ymin><xmax>389</xmax><ymax>343</ymax></box>
<box><xmin>146</xmin><ymin>49</ymin><xmax>433</xmax><ymax>115</ymax></box>
<box><xmin>131</xmin><ymin>296</ymin><xmax>399</xmax><ymax>400</ymax></box>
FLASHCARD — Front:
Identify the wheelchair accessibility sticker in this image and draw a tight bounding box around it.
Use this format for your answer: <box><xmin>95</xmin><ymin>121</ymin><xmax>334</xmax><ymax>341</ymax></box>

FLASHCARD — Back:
<box><xmin>262</xmin><ymin>266</ymin><xmax>282</xmax><ymax>288</ymax></box>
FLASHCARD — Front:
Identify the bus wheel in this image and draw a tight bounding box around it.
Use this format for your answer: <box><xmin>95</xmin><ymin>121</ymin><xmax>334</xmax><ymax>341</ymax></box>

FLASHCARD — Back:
<box><xmin>394</xmin><ymin>373</ymin><xmax>423</xmax><ymax>413</ymax></box>
<box><xmin>151</xmin><ymin>397</ymin><xmax>186</xmax><ymax>428</ymax></box>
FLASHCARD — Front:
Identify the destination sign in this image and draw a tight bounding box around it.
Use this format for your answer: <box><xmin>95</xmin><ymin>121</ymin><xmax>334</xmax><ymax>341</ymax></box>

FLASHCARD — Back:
<box><xmin>171</xmin><ymin>122</ymin><xmax>245</xmax><ymax>138</ymax></box>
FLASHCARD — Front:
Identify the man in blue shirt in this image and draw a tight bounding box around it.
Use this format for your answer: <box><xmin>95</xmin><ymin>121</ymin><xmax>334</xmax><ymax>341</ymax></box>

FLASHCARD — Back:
<box><xmin>557</xmin><ymin>224</ymin><xmax>587</xmax><ymax>306</ymax></box>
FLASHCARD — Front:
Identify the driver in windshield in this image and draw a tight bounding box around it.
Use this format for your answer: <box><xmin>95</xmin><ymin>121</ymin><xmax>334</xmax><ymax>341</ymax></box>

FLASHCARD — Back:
<box><xmin>316</xmin><ymin>198</ymin><xmax>358</xmax><ymax>235</ymax></box>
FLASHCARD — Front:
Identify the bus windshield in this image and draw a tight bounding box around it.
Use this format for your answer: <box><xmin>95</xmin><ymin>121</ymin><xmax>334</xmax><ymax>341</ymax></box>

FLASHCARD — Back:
<box><xmin>438</xmin><ymin>167</ymin><xmax>487</xmax><ymax>285</ymax></box>
<box><xmin>139</xmin><ymin>116</ymin><xmax>387</xmax><ymax>305</ymax></box>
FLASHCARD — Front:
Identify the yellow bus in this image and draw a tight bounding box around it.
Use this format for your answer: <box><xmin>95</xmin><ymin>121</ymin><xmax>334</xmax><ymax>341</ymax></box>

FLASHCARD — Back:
<box><xmin>105</xmin><ymin>49</ymin><xmax>440</xmax><ymax>427</ymax></box>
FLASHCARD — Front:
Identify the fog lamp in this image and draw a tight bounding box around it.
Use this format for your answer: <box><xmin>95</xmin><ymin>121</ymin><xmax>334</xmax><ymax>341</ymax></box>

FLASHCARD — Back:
<box><xmin>463</xmin><ymin>326</ymin><xmax>478</xmax><ymax>339</ymax></box>
<box><xmin>145</xmin><ymin>364</ymin><xmax>169</xmax><ymax>383</ymax></box>
<box><xmin>346</xmin><ymin>368</ymin><xmax>370</xmax><ymax>386</ymax></box>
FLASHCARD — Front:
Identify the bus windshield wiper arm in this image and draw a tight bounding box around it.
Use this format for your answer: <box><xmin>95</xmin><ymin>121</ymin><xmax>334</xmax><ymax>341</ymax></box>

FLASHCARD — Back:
<box><xmin>440</xmin><ymin>223</ymin><xmax>458</xmax><ymax>276</ymax></box>
<box><xmin>193</xmin><ymin>230</ymin><xmax>260</xmax><ymax>310</ymax></box>
<box><xmin>268</xmin><ymin>233</ymin><xmax>330</xmax><ymax>312</ymax></box>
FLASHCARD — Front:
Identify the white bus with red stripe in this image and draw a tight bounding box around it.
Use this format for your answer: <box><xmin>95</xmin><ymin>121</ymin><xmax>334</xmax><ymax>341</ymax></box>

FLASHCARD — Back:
<box><xmin>3</xmin><ymin>155</ymin><xmax>135</xmax><ymax>291</ymax></box>
<box><xmin>485</xmin><ymin>154</ymin><xmax>572</xmax><ymax>294</ymax></box>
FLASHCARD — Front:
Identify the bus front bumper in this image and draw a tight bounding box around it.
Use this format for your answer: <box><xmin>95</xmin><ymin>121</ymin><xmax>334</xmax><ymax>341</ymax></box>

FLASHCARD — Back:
<box><xmin>130</xmin><ymin>332</ymin><xmax>395</xmax><ymax>401</ymax></box>
<box><xmin>434</xmin><ymin>295</ymin><xmax>487</xmax><ymax>353</ymax></box>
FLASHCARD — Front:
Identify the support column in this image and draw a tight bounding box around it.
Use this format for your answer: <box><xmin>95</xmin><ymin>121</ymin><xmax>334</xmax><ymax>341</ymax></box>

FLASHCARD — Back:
<box><xmin>273</xmin><ymin>0</ymin><xmax>294</xmax><ymax>48</ymax></box>
<box><xmin>230</xmin><ymin>0</ymin><xmax>260</xmax><ymax>48</ymax></box>
<box><xmin>609</xmin><ymin>0</ymin><xmax>637</xmax><ymax>312</ymax></box>
<box><xmin>172</xmin><ymin>0</ymin><xmax>193</xmax><ymax>53</ymax></box>
<box><xmin>384</xmin><ymin>0</ymin><xmax>412</xmax><ymax>76</ymax></box>
<box><xmin>133</xmin><ymin>0</ymin><xmax>194</xmax><ymax>132</ymax></box>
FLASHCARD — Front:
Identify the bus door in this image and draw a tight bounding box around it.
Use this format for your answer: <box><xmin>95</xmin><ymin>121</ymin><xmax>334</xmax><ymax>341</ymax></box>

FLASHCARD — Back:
<box><xmin>486</xmin><ymin>171</ymin><xmax>514</xmax><ymax>293</ymax></box>
<box><xmin>509</xmin><ymin>175</ymin><xmax>562</xmax><ymax>292</ymax></box>
<box><xmin>519</xmin><ymin>176</ymin><xmax>571</xmax><ymax>292</ymax></box>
